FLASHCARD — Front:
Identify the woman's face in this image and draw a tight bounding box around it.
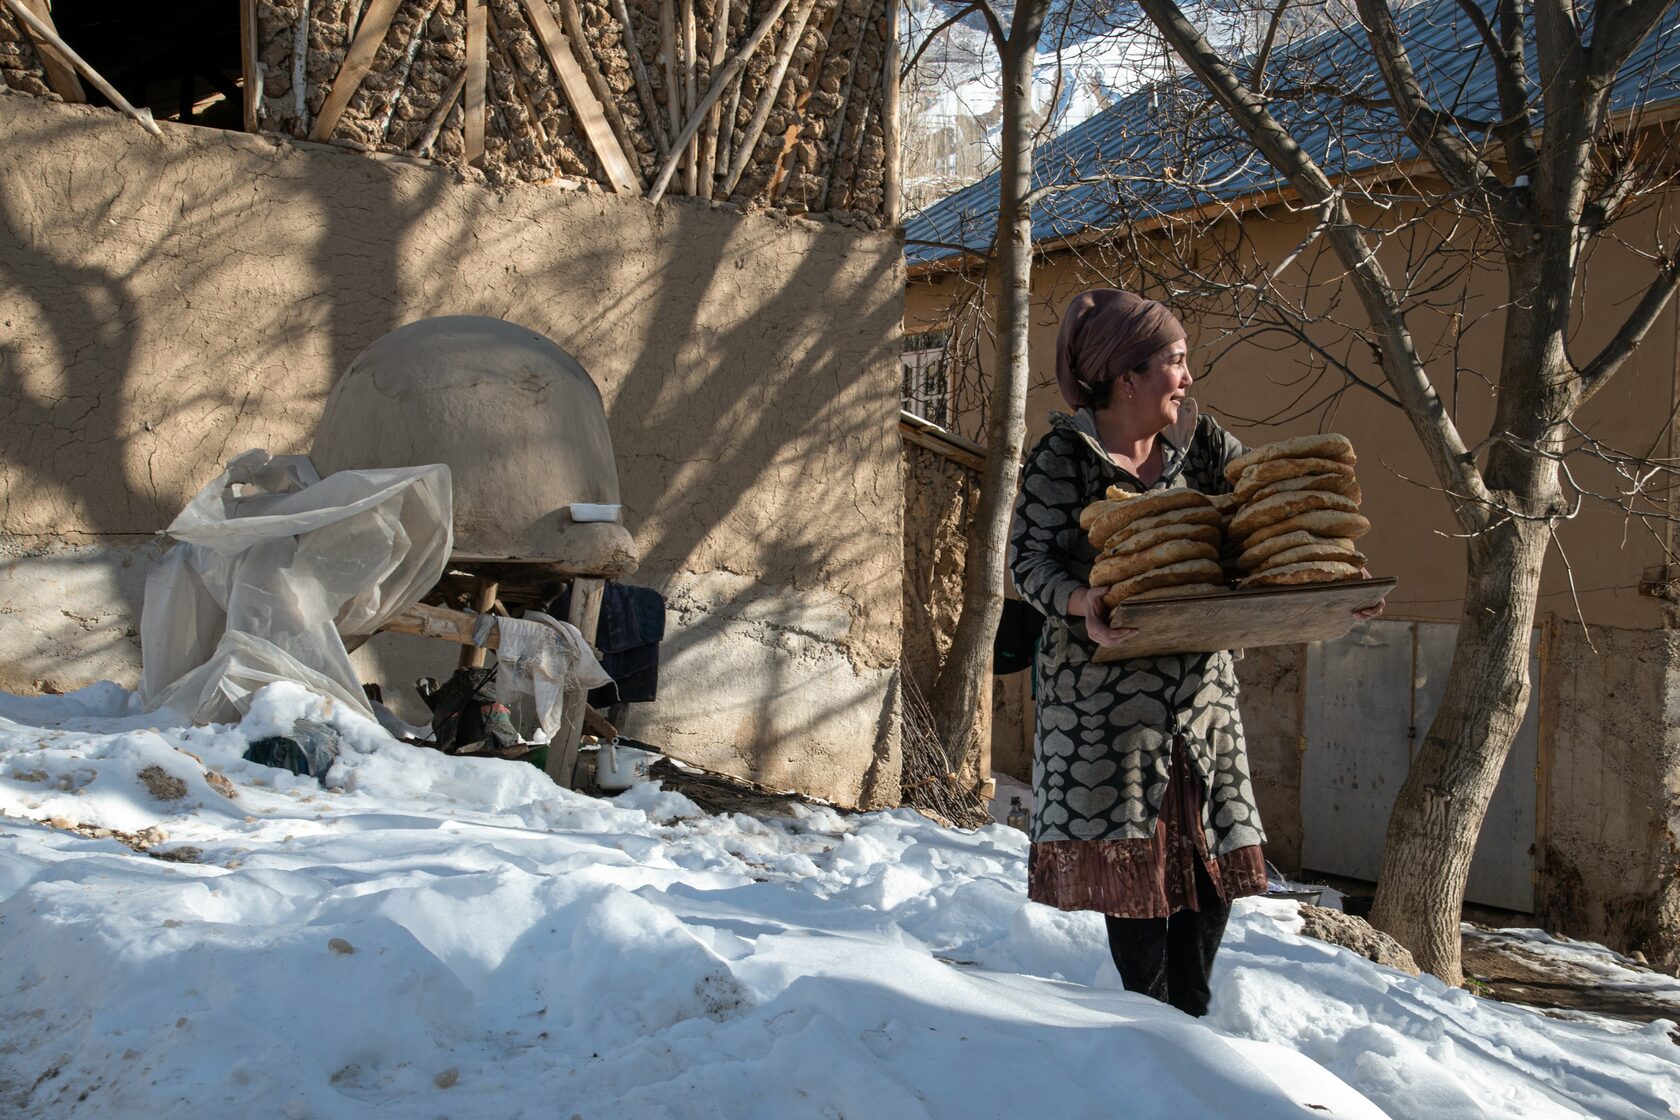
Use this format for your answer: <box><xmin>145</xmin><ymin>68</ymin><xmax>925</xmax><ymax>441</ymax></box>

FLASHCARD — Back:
<box><xmin>1123</xmin><ymin>341</ymin><xmax>1192</xmax><ymax>429</ymax></box>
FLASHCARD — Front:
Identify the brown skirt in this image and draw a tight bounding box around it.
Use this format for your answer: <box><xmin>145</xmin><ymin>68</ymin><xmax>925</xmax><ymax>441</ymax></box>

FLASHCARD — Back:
<box><xmin>1029</xmin><ymin>734</ymin><xmax>1268</xmax><ymax>920</ymax></box>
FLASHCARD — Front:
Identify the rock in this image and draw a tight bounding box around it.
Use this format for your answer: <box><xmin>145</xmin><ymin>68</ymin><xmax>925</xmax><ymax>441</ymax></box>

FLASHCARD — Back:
<box><xmin>434</xmin><ymin>1067</ymin><xmax>459</xmax><ymax>1089</ymax></box>
<box><xmin>1298</xmin><ymin>904</ymin><xmax>1420</xmax><ymax>975</ymax></box>
<box><xmin>328</xmin><ymin>937</ymin><xmax>356</xmax><ymax>955</ymax></box>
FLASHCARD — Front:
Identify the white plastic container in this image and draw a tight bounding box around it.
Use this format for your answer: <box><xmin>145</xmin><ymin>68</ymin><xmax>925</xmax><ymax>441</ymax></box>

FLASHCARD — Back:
<box><xmin>597</xmin><ymin>740</ymin><xmax>657</xmax><ymax>792</ymax></box>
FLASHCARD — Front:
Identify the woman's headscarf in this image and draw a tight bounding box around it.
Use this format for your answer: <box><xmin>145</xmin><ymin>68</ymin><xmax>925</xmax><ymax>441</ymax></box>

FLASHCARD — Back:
<box><xmin>1054</xmin><ymin>289</ymin><xmax>1186</xmax><ymax>410</ymax></box>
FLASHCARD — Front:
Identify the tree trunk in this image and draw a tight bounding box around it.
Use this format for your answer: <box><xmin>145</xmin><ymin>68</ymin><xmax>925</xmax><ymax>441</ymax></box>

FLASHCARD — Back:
<box><xmin>927</xmin><ymin>11</ymin><xmax>1044</xmax><ymax>772</ymax></box>
<box><xmin>1368</xmin><ymin>514</ymin><xmax>1551</xmax><ymax>983</ymax></box>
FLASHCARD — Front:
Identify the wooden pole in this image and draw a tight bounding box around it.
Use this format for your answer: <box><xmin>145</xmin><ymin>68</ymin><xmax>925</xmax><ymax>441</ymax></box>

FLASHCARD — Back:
<box><xmin>611</xmin><ymin>0</ymin><xmax>670</xmax><ymax>157</ymax></box>
<box><xmin>766</xmin><ymin>0</ymin><xmax>835</xmax><ymax>208</ymax></box>
<box><xmin>660</xmin><ymin>0</ymin><xmax>680</xmax><ymax>166</ymax></box>
<box><xmin>3</xmin><ymin>0</ymin><xmax>155</xmax><ymax>131</ymax></box>
<box><xmin>715</xmin><ymin>0</ymin><xmax>811</xmax><ymax>198</ymax></box>
<box><xmin>546</xmin><ymin>577</ymin><xmax>607</xmax><ymax>789</ymax></box>
<box><xmin>882</xmin><ymin>0</ymin><xmax>900</xmax><ymax>223</ymax></box>
<box><xmin>680</xmin><ymin>0</ymin><xmax>698</xmax><ymax>194</ymax></box>
<box><xmin>696</xmin><ymin>0</ymin><xmax>730</xmax><ymax>198</ymax></box>
<box><xmin>458</xmin><ymin>578</ymin><xmax>500</xmax><ymax>669</ymax></box>
<box><xmin>309</xmin><ymin>0</ymin><xmax>404</xmax><ymax>140</ymax></box>
<box><xmin>557</xmin><ymin>0</ymin><xmax>648</xmax><ymax>187</ymax></box>
<box><xmin>520</xmin><ymin>0</ymin><xmax>641</xmax><ymax>192</ymax></box>
<box><xmin>815</xmin><ymin>0</ymin><xmax>874</xmax><ymax>213</ymax></box>
<box><xmin>239</xmin><ymin>0</ymin><xmax>259</xmax><ymax>129</ymax></box>
<box><xmin>647</xmin><ymin>0</ymin><xmax>798</xmax><ymax>203</ymax></box>
<box><xmin>463</xmin><ymin>0</ymin><xmax>489</xmax><ymax>163</ymax></box>
<box><xmin>414</xmin><ymin>66</ymin><xmax>467</xmax><ymax>155</ymax></box>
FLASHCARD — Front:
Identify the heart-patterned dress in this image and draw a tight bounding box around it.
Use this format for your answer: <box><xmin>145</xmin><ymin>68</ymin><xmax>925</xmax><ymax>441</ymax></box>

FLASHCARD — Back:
<box><xmin>1008</xmin><ymin>402</ymin><xmax>1267</xmax><ymax>919</ymax></box>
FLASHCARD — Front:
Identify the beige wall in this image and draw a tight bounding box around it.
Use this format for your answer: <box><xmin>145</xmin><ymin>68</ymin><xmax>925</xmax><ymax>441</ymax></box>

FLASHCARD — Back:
<box><xmin>0</xmin><ymin>96</ymin><xmax>905</xmax><ymax>807</ymax></box>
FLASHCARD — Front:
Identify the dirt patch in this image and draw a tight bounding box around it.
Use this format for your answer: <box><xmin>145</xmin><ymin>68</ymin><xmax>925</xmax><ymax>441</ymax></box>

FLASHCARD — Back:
<box><xmin>138</xmin><ymin>765</ymin><xmax>187</xmax><ymax>801</ymax></box>
<box><xmin>1462</xmin><ymin>928</ymin><xmax>1680</xmax><ymax>1033</ymax></box>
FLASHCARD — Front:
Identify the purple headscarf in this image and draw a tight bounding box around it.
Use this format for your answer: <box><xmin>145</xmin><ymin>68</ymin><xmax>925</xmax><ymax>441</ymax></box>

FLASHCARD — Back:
<box><xmin>1054</xmin><ymin>289</ymin><xmax>1186</xmax><ymax>410</ymax></box>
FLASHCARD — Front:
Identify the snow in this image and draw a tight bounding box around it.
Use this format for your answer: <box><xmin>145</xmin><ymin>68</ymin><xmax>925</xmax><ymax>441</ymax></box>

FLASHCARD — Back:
<box><xmin>1</xmin><ymin>683</ymin><xmax>1677</xmax><ymax>1119</ymax></box>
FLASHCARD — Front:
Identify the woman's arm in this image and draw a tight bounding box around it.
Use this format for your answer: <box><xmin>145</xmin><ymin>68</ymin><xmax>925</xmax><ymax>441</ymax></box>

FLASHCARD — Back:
<box><xmin>1008</xmin><ymin>433</ymin><xmax>1088</xmax><ymax>622</ymax></box>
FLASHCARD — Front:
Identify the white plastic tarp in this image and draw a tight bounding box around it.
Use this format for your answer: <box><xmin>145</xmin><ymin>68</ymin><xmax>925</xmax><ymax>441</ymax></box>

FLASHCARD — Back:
<box><xmin>140</xmin><ymin>450</ymin><xmax>453</xmax><ymax>725</ymax></box>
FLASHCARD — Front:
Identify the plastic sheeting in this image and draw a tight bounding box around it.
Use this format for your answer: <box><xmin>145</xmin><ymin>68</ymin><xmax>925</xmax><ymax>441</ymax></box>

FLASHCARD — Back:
<box><xmin>140</xmin><ymin>450</ymin><xmax>453</xmax><ymax>725</ymax></box>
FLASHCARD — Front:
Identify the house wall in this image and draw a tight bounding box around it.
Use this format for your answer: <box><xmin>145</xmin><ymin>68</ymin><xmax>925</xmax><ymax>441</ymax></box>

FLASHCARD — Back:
<box><xmin>0</xmin><ymin>95</ymin><xmax>905</xmax><ymax>808</ymax></box>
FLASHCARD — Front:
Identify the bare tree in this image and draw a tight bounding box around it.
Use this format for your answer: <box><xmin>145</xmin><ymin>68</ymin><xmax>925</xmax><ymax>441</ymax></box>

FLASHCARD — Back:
<box><xmin>1089</xmin><ymin>0</ymin><xmax>1680</xmax><ymax>982</ymax></box>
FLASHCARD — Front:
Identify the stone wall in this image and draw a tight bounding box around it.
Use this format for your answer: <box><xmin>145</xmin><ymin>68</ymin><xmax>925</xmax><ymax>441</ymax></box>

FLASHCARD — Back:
<box><xmin>0</xmin><ymin>95</ymin><xmax>904</xmax><ymax>808</ymax></box>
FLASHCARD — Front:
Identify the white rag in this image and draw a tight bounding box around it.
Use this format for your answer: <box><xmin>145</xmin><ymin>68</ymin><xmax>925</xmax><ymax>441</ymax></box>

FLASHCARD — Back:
<box><xmin>488</xmin><ymin>611</ymin><xmax>612</xmax><ymax>735</ymax></box>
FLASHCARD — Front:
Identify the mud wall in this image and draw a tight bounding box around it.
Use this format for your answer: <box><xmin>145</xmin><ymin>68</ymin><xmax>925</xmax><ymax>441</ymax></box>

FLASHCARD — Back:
<box><xmin>0</xmin><ymin>95</ymin><xmax>903</xmax><ymax>807</ymax></box>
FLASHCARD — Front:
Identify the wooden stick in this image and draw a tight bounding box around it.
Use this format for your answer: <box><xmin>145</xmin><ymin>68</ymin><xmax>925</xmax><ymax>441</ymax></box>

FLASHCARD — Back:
<box><xmin>716</xmin><ymin>0</ymin><xmax>812</xmax><ymax>198</ymax></box>
<box><xmin>520</xmin><ymin>0</ymin><xmax>641</xmax><ymax>193</ymax></box>
<box><xmin>378</xmin><ymin>0</ymin><xmax>442</xmax><ymax>142</ymax></box>
<box><xmin>239</xmin><ymin>0</ymin><xmax>259</xmax><ymax>130</ymax></box>
<box><xmin>650</xmin><ymin>0</ymin><xmax>797</xmax><ymax>202</ymax></box>
<box><xmin>13</xmin><ymin>0</ymin><xmax>83</xmax><ymax>102</ymax></box>
<box><xmin>680</xmin><ymin>0</ymin><xmax>697</xmax><ymax>194</ymax></box>
<box><xmin>381</xmin><ymin>600</ymin><xmax>504</xmax><ymax>649</ymax></box>
<box><xmin>292</xmin><ymin>0</ymin><xmax>309</xmax><ymax>127</ymax></box>
<box><xmin>660</xmin><ymin>0</ymin><xmax>680</xmax><ymax>164</ymax></box>
<box><xmin>696</xmin><ymin>0</ymin><xmax>729</xmax><ymax>198</ymax></box>
<box><xmin>715</xmin><ymin>60</ymin><xmax>745</xmax><ymax>177</ymax></box>
<box><xmin>611</xmin><ymin>0</ymin><xmax>669</xmax><ymax>157</ymax></box>
<box><xmin>815</xmin><ymin>0</ymin><xmax>874</xmax><ymax>213</ymax></box>
<box><xmin>485</xmin><ymin>5</ymin><xmax>551</xmax><ymax>148</ymax></box>
<box><xmin>3</xmin><ymin>0</ymin><xmax>156</xmax><ymax>131</ymax></box>
<box><xmin>557</xmin><ymin>0</ymin><xmax>647</xmax><ymax>188</ymax></box>
<box><xmin>463</xmin><ymin>0</ymin><xmax>488</xmax><ymax>163</ymax></box>
<box><xmin>882</xmin><ymin>0</ymin><xmax>900</xmax><ymax>223</ymax></box>
<box><xmin>414</xmin><ymin>65</ymin><xmax>467</xmax><ymax>155</ymax></box>
<box><xmin>458</xmin><ymin>578</ymin><xmax>500</xmax><ymax>668</ymax></box>
<box><xmin>309</xmin><ymin>0</ymin><xmax>403</xmax><ymax>140</ymax></box>
<box><xmin>547</xmin><ymin>577</ymin><xmax>607</xmax><ymax>788</ymax></box>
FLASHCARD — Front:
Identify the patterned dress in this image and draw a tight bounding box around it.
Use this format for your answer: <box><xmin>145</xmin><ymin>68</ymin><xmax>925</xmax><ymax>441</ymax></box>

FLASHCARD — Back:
<box><xmin>1008</xmin><ymin>401</ymin><xmax>1268</xmax><ymax>919</ymax></box>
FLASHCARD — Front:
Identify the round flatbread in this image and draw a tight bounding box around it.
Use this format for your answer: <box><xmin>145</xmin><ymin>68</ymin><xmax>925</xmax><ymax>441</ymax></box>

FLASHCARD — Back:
<box><xmin>1103</xmin><ymin>559</ymin><xmax>1224</xmax><ymax>607</ymax></box>
<box><xmin>1102</xmin><ymin>520</ymin><xmax>1223</xmax><ymax>558</ymax></box>
<box><xmin>1122</xmin><ymin>581</ymin><xmax>1230</xmax><ymax>603</ymax></box>
<box><xmin>1093</xmin><ymin>504</ymin><xmax>1222</xmax><ymax>549</ymax></box>
<box><xmin>1234</xmin><ymin>457</ymin><xmax>1356</xmax><ymax>501</ymax></box>
<box><xmin>1089</xmin><ymin>489</ymin><xmax>1213</xmax><ymax>546</ymax></box>
<box><xmin>1246</xmin><ymin>472</ymin><xmax>1362</xmax><ymax>505</ymax></box>
<box><xmin>1209</xmin><ymin>492</ymin><xmax>1243</xmax><ymax>516</ymax></box>
<box><xmin>1253</xmin><ymin>541</ymin><xmax>1364</xmax><ymax>573</ymax></box>
<box><xmin>1080</xmin><ymin>499</ymin><xmax>1126</xmax><ymax>531</ymax></box>
<box><xmin>1224</xmin><ymin>433</ymin><xmax>1356</xmax><ymax>485</ymax></box>
<box><xmin>1242</xmin><ymin>509</ymin><xmax>1371</xmax><ymax>549</ymax></box>
<box><xmin>1235</xmin><ymin>531</ymin><xmax>1352</xmax><ymax>571</ymax></box>
<box><xmin>1091</xmin><ymin>540</ymin><xmax>1220</xmax><ymax>587</ymax></box>
<box><xmin>1230</xmin><ymin>490</ymin><xmax>1361</xmax><ymax>540</ymax></box>
<box><xmin>1239</xmin><ymin>560</ymin><xmax>1364</xmax><ymax>588</ymax></box>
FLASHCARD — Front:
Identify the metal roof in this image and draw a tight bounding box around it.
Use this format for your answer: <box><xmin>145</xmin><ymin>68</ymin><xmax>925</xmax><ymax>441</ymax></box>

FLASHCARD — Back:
<box><xmin>904</xmin><ymin>0</ymin><xmax>1680</xmax><ymax>267</ymax></box>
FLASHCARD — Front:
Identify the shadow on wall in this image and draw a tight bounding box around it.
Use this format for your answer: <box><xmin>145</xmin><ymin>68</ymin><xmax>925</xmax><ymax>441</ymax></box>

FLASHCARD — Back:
<box><xmin>0</xmin><ymin>100</ymin><xmax>904</xmax><ymax>802</ymax></box>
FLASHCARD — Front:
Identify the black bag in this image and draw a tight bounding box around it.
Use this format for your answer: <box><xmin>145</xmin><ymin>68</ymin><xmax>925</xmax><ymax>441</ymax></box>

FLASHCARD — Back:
<box><xmin>415</xmin><ymin>667</ymin><xmax>521</xmax><ymax>755</ymax></box>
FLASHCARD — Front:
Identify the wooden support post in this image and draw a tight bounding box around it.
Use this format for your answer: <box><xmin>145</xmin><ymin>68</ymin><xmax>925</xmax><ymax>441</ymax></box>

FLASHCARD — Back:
<box><xmin>660</xmin><ymin>0</ymin><xmax>680</xmax><ymax>160</ymax></box>
<box><xmin>239</xmin><ymin>0</ymin><xmax>260</xmax><ymax>130</ymax></box>
<box><xmin>696</xmin><ymin>0</ymin><xmax>729</xmax><ymax>198</ymax></box>
<box><xmin>546</xmin><ymin>577</ymin><xmax>606</xmax><ymax>789</ymax></box>
<box><xmin>611</xmin><ymin>0</ymin><xmax>668</xmax><ymax>157</ymax></box>
<box><xmin>463</xmin><ymin>0</ymin><xmax>488</xmax><ymax>164</ymax></box>
<box><xmin>520</xmin><ymin>0</ymin><xmax>641</xmax><ymax>193</ymax></box>
<box><xmin>308</xmin><ymin>0</ymin><xmax>404</xmax><ymax>140</ymax></box>
<box><xmin>13</xmin><ymin>0</ymin><xmax>84</xmax><ymax>102</ymax></box>
<box><xmin>882</xmin><ymin>0</ymin><xmax>900</xmax><ymax>223</ymax></box>
<box><xmin>458</xmin><ymin>577</ymin><xmax>500</xmax><ymax>669</ymax></box>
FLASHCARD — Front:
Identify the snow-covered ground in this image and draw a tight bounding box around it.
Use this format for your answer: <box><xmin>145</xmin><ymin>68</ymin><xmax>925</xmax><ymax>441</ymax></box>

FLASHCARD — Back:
<box><xmin>1</xmin><ymin>682</ymin><xmax>1677</xmax><ymax>1119</ymax></box>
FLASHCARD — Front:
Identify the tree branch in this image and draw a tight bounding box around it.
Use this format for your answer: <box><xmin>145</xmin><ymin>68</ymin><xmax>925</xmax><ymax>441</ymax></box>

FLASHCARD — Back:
<box><xmin>1135</xmin><ymin>0</ymin><xmax>1491</xmax><ymax>525</ymax></box>
<box><xmin>900</xmin><ymin>2</ymin><xmax>981</xmax><ymax>79</ymax></box>
<box><xmin>1577</xmin><ymin>253</ymin><xmax>1680</xmax><ymax>400</ymax></box>
<box><xmin>1249</xmin><ymin>0</ymin><xmax>1290</xmax><ymax>93</ymax></box>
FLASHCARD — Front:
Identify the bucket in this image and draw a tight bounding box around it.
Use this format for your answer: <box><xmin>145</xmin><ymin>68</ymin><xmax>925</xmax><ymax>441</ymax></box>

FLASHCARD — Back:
<box><xmin>597</xmin><ymin>739</ymin><xmax>657</xmax><ymax>791</ymax></box>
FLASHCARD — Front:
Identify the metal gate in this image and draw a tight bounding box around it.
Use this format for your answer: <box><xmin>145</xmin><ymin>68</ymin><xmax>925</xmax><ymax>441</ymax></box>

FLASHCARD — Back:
<box><xmin>1301</xmin><ymin>619</ymin><xmax>1538</xmax><ymax>912</ymax></box>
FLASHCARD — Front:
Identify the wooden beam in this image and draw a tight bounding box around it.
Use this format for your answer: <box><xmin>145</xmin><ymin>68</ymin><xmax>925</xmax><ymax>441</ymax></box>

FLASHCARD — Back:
<box><xmin>882</xmin><ymin>0</ymin><xmax>899</xmax><ymax>223</ymax></box>
<box><xmin>381</xmin><ymin>600</ymin><xmax>505</xmax><ymax>649</ymax></box>
<box><xmin>680</xmin><ymin>0</ymin><xmax>697</xmax><ymax>194</ymax></box>
<box><xmin>308</xmin><ymin>0</ymin><xmax>404</xmax><ymax>141</ymax></box>
<box><xmin>660</xmin><ymin>0</ymin><xmax>680</xmax><ymax>165</ymax></box>
<box><xmin>716</xmin><ymin>0</ymin><xmax>812</xmax><ymax>198</ymax></box>
<box><xmin>611</xmin><ymin>0</ymin><xmax>669</xmax><ymax>157</ymax></box>
<box><xmin>557</xmin><ymin>0</ymin><xmax>646</xmax><ymax>188</ymax></box>
<box><xmin>14</xmin><ymin>0</ymin><xmax>84</xmax><ymax>103</ymax></box>
<box><xmin>463</xmin><ymin>0</ymin><xmax>488</xmax><ymax>163</ymax></box>
<box><xmin>649</xmin><ymin>0</ymin><xmax>798</xmax><ymax>203</ymax></box>
<box><xmin>696</xmin><ymin>0</ymin><xmax>729</xmax><ymax>198</ymax></box>
<box><xmin>239</xmin><ymin>0</ymin><xmax>260</xmax><ymax>130</ymax></box>
<box><xmin>547</xmin><ymin>577</ymin><xmax>607</xmax><ymax>789</ymax></box>
<box><xmin>458</xmin><ymin>577</ymin><xmax>500</xmax><ymax>668</ymax></box>
<box><xmin>519</xmin><ymin>0</ymin><xmax>641</xmax><ymax>194</ymax></box>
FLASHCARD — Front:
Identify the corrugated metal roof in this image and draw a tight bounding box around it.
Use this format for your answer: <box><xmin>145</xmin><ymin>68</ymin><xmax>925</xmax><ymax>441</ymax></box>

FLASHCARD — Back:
<box><xmin>904</xmin><ymin>0</ymin><xmax>1680</xmax><ymax>266</ymax></box>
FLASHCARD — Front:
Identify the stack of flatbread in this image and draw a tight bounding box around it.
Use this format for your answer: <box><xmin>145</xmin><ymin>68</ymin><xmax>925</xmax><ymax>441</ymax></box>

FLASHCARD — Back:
<box><xmin>1080</xmin><ymin>489</ymin><xmax>1229</xmax><ymax>609</ymax></box>
<box><xmin>1222</xmin><ymin>434</ymin><xmax>1371</xmax><ymax>588</ymax></box>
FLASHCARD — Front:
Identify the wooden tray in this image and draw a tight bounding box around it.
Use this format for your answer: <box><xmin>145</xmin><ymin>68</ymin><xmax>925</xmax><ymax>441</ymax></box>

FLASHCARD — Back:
<box><xmin>1092</xmin><ymin>577</ymin><xmax>1397</xmax><ymax>661</ymax></box>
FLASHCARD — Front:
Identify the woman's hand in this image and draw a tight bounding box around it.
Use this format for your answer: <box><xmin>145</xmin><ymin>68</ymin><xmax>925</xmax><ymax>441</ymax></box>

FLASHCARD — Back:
<box><xmin>1071</xmin><ymin>585</ymin><xmax>1138</xmax><ymax>647</ymax></box>
<box><xmin>1352</xmin><ymin>567</ymin><xmax>1385</xmax><ymax>620</ymax></box>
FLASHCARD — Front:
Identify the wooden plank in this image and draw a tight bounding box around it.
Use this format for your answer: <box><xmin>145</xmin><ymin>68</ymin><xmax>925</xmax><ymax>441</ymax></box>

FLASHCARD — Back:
<box><xmin>308</xmin><ymin>0</ymin><xmax>404</xmax><ymax>141</ymax></box>
<box><xmin>898</xmin><ymin>419</ymin><xmax>985</xmax><ymax>473</ymax></box>
<box><xmin>463</xmin><ymin>0</ymin><xmax>488</xmax><ymax>163</ymax></box>
<box><xmin>14</xmin><ymin>0</ymin><xmax>84</xmax><ymax>102</ymax></box>
<box><xmin>239</xmin><ymin>0</ymin><xmax>259</xmax><ymax>129</ymax></box>
<box><xmin>1092</xmin><ymin>577</ymin><xmax>1397</xmax><ymax>662</ymax></box>
<box><xmin>557</xmin><ymin>0</ymin><xmax>646</xmax><ymax>187</ymax></box>
<box><xmin>547</xmin><ymin>577</ymin><xmax>607</xmax><ymax>789</ymax></box>
<box><xmin>520</xmin><ymin>0</ymin><xmax>641</xmax><ymax>193</ymax></box>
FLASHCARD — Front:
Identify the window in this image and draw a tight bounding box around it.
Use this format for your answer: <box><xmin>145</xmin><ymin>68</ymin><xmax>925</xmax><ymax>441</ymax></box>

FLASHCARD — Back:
<box><xmin>901</xmin><ymin>331</ymin><xmax>951</xmax><ymax>428</ymax></box>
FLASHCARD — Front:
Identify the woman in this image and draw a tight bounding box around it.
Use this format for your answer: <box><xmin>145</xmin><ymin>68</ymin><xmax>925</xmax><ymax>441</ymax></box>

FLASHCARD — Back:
<box><xmin>1007</xmin><ymin>288</ymin><xmax>1267</xmax><ymax>1018</ymax></box>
